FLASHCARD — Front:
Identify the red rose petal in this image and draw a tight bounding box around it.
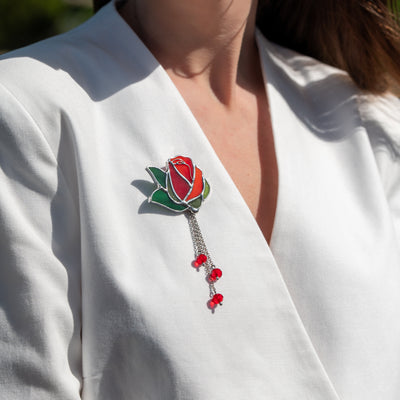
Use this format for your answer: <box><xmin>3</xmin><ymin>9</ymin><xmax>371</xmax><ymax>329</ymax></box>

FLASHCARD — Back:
<box><xmin>186</xmin><ymin>167</ymin><xmax>204</xmax><ymax>201</ymax></box>
<box><xmin>175</xmin><ymin>163</ymin><xmax>192</xmax><ymax>181</ymax></box>
<box><xmin>169</xmin><ymin>161</ymin><xmax>191</xmax><ymax>200</ymax></box>
<box><xmin>171</xmin><ymin>156</ymin><xmax>194</xmax><ymax>181</ymax></box>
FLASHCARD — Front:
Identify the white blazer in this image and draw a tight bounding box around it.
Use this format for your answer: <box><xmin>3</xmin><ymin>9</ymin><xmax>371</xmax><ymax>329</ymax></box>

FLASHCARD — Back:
<box><xmin>0</xmin><ymin>1</ymin><xmax>399</xmax><ymax>399</ymax></box>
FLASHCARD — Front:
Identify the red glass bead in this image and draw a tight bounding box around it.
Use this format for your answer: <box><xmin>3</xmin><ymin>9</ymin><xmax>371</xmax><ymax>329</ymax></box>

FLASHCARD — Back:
<box><xmin>194</xmin><ymin>253</ymin><xmax>207</xmax><ymax>267</ymax></box>
<box><xmin>209</xmin><ymin>268</ymin><xmax>223</xmax><ymax>282</ymax></box>
<box><xmin>212</xmin><ymin>293</ymin><xmax>224</xmax><ymax>305</ymax></box>
<box><xmin>209</xmin><ymin>300</ymin><xmax>216</xmax><ymax>309</ymax></box>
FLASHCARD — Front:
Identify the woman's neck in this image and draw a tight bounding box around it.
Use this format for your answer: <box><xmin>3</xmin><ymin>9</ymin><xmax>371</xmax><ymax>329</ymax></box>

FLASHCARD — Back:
<box><xmin>119</xmin><ymin>0</ymin><xmax>260</xmax><ymax>105</ymax></box>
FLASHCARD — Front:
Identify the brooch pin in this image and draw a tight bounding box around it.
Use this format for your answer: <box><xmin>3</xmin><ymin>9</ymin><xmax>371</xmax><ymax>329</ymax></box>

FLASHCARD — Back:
<box><xmin>146</xmin><ymin>156</ymin><xmax>223</xmax><ymax>309</ymax></box>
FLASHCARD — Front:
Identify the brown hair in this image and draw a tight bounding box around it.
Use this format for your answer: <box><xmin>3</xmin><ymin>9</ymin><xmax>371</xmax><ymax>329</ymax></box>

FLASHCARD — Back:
<box><xmin>257</xmin><ymin>0</ymin><xmax>400</xmax><ymax>93</ymax></box>
<box><xmin>93</xmin><ymin>0</ymin><xmax>400</xmax><ymax>93</ymax></box>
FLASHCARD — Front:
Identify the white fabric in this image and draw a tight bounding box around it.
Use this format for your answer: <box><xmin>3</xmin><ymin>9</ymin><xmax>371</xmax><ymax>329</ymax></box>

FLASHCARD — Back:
<box><xmin>0</xmin><ymin>1</ymin><xmax>399</xmax><ymax>399</ymax></box>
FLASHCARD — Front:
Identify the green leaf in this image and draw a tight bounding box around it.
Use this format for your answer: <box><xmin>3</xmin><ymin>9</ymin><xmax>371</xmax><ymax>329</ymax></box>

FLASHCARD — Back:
<box><xmin>203</xmin><ymin>180</ymin><xmax>210</xmax><ymax>199</ymax></box>
<box><xmin>147</xmin><ymin>167</ymin><xmax>167</xmax><ymax>189</ymax></box>
<box><xmin>188</xmin><ymin>197</ymin><xmax>202</xmax><ymax>211</ymax></box>
<box><xmin>150</xmin><ymin>189</ymin><xmax>188</xmax><ymax>212</ymax></box>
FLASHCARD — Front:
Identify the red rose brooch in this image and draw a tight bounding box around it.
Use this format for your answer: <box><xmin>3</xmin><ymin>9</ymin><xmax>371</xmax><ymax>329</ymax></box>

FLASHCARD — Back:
<box><xmin>147</xmin><ymin>156</ymin><xmax>223</xmax><ymax>309</ymax></box>
<box><xmin>147</xmin><ymin>156</ymin><xmax>210</xmax><ymax>212</ymax></box>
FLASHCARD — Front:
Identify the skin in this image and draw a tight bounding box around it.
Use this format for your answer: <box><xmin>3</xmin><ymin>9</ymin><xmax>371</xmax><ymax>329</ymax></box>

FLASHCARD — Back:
<box><xmin>120</xmin><ymin>0</ymin><xmax>278</xmax><ymax>244</ymax></box>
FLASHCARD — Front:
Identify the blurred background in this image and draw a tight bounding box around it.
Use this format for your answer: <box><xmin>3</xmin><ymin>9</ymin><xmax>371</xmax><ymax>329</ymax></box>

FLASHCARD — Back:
<box><xmin>0</xmin><ymin>0</ymin><xmax>92</xmax><ymax>53</ymax></box>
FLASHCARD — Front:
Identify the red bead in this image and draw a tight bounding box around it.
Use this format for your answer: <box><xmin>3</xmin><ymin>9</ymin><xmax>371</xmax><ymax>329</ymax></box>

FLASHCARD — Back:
<box><xmin>194</xmin><ymin>253</ymin><xmax>207</xmax><ymax>267</ymax></box>
<box><xmin>208</xmin><ymin>268</ymin><xmax>223</xmax><ymax>282</ymax></box>
<box><xmin>212</xmin><ymin>293</ymin><xmax>224</xmax><ymax>305</ymax></box>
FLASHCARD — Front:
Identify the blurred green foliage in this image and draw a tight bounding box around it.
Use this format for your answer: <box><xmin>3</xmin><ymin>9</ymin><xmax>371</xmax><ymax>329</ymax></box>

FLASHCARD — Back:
<box><xmin>389</xmin><ymin>0</ymin><xmax>400</xmax><ymax>22</ymax></box>
<box><xmin>0</xmin><ymin>0</ymin><xmax>92</xmax><ymax>52</ymax></box>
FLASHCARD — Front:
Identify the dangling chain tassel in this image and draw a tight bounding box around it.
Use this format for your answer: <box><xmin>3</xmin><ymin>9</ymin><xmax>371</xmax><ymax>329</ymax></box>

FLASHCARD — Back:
<box><xmin>146</xmin><ymin>156</ymin><xmax>219</xmax><ymax>309</ymax></box>
<box><xmin>186</xmin><ymin>211</ymin><xmax>223</xmax><ymax>309</ymax></box>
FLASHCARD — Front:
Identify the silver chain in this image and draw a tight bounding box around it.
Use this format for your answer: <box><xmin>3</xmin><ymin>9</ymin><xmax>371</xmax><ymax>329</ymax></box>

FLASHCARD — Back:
<box><xmin>186</xmin><ymin>211</ymin><xmax>217</xmax><ymax>297</ymax></box>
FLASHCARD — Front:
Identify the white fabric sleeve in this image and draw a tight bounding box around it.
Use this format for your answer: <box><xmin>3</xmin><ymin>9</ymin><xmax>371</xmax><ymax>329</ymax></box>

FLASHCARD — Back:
<box><xmin>360</xmin><ymin>93</ymin><xmax>400</xmax><ymax>241</ymax></box>
<box><xmin>0</xmin><ymin>83</ymin><xmax>82</xmax><ymax>399</ymax></box>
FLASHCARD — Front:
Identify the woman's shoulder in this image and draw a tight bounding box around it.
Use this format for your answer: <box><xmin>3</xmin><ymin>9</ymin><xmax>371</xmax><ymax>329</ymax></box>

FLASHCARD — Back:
<box><xmin>357</xmin><ymin>92</ymin><xmax>400</xmax><ymax>156</ymax></box>
<box><xmin>0</xmin><ymin>2</ymin><xmax>130</xmax><ymax>150</ymax></box>
<box><xmin>258</xmin><ymin>31</ymin><xmax>400</xmax><ymax>213</ymax></box>
<box><xmin>256</xmin><ymin>31</ymin><xmax>352</xmax><ymax>91</ymax></box>
<box><xmin>0</xmin><ymin>1</ymin><xmax>155</xmax><ymax>126</ymax></box>
<box><xmin>0</xmin><ymin>31</ymin><xmax>95</xmax><ymax>154</ymax></box>
<box><xmin>0</xmin><ymin>2</ymin><xmax>130</xmax><ymax>105</ymax></box>
<box><xmin>258</xmin><ymin>31</ymin><xmax>400</xmax><ymax>154</ymax></box>
<box><xmin>358</xmin><ymin>93</ymin><xmax>400</xmax><ymax>212</ymax></box>
<box><xmin>0</xmin><ymin>15</ymin><xmax>105</xmax><ymax>101</ymax></box>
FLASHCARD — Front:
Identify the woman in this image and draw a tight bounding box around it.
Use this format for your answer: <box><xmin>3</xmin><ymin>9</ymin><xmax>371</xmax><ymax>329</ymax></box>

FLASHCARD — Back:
<box><xmin>0</xmin><ymin>0</ymin><xmax>399</xmax><ymax>398</ymax></box>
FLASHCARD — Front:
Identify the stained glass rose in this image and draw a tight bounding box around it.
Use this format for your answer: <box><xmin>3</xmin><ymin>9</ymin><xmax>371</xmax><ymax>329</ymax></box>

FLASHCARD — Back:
<box><xmin>147</xmin><ymin>156</ymin><xmax>210</xmax><ymax>212</ymax></box>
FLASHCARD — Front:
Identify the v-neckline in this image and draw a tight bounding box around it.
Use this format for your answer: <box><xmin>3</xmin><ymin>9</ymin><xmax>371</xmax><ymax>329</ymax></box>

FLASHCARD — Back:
<box><xmin>156</xmin><ymin>38</ymin><xmax>281</xmax><ymax>253</ymax></box>
<box><xmin>129</xmin><ymin>35</ymin><xmax>284</xmax><ymax>259</ymax></box>
<box><xmin>110</xmin><ymin>1</ymin><xmax>287</xmax><ymax>264</ymax></box>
